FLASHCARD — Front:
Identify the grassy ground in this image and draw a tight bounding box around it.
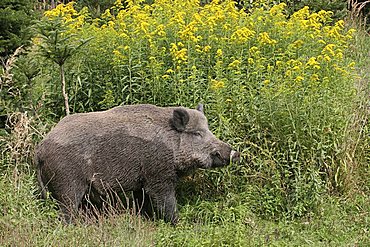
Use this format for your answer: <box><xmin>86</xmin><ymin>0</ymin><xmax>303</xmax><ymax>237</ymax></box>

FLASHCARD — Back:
<box><xmin>0</xmin><ymin>166</ymin><xmax>369</xmax><ymax>246</ymax></box>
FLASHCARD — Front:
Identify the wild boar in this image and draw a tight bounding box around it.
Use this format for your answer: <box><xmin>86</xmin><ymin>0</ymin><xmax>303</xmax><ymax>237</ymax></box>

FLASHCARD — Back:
<box><xmin>35</xmin><ymin>104</ymin><xmax>240</xmax><ymax>225</ymax></box>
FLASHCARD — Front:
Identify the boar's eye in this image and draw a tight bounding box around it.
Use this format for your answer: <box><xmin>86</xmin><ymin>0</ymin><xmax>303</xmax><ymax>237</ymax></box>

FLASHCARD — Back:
<box><xmin>193</xmin><ymin>131</ymin><xmax>202</xmax><ymax>137</ymax></box>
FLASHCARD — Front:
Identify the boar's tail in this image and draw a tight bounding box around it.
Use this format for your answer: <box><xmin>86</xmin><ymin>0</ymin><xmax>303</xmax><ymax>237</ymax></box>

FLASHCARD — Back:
<box><xmin>35</xmin><ymin>153</ymin><xmax>47</xmax><ymax>199</ymax></box>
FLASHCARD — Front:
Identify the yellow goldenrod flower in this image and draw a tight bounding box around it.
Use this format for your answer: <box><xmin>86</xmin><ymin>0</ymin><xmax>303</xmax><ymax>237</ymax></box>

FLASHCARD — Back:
<box><xmin>310</xmin><ymin>74</ymin><xmax>319</xmax><ymax>81</ymax></box>
<box><xmin>216</xmin><ymin>49</ymin><xmax>223</xmax><ymax>57</ymax></box>
<box><xmin>258</xmin><ymin>32</ymin><xmax>277</xmax><ymax>45</ymax></box>
<box><xmin>231</xmin><ymin>27</ymin><xmax>256</xmax><ymax>43</ymax></box>
<box><xmin>44</xmin><ymin>1</ymin><xmax>86</xmax><ymax>30</ymax></box>
<box><xmin>193</xmin><ymin>12</ymin><xmax>203</xmax><ymax>24</ymax></box>
<box><xmin>170</xmin><ymin>43</ymin><xmax>188</xmax><ymax>64</ymax></box>
<box><xmin>292</xmin><ymin>6</ymin><xmax>310</xmax><ymax>20</ymax></box>
<box><xmin>322</xmin><ymin>44</ymin><xmax>335</xmax><ymax>57</ymax></box>
<box><xmin>345</xmin><ymin>28</ymin><xmax>356</xmax><ymax>39</ymax></box>
<box><xmin>228</xmin><ymin>60</ymin><xmax>241</xmax><ymax>68</ymax></box>
<box><xmin>204</xmin><ymin>45</ymin><xmax>212</xmax><ymax>52</ymax></box>
<box><xmin>177</xmin><ymin>48</ymin><xmax>188</xmax><ymax>62</ymax></box>
<box><xmin>293</xmin><ymin>39</ymin><xmax>304</xmax><ymax>48</ymax></box>
<box><xmin>113</xmin><ymin>50</ymin><xmax>121</xmax><ymax>56</ymax></box>
<box><xmin>276</xmin><ymin>61</ymin><xmax>283</xmax><ymax>67</ymax></box>
<box><xmin>102</xmin><ymin>8</ymin><xmax>113</xmax><ymax>19</ymax></box>
<box><xmin>293</xmin><ymin>66</ymin><xmax>301</xmax><ymax>71</ymax></box>
<box><xmin>335</xmin><ymin>20</ymin><xmax>344</xmax><ymax>28</ymax></box>
<box><xmin>306</xmin><ymin>57</ymin><xmax>320</xmax><ymax>67</ymax></box>
<box><xmin>155</xmin><ymin>24</ymin><xmax>166</xmax><ymax>37</ymax></box>
<box><xmin>323</xmin><ymin>55</ymin><xmax>331</xmax><ymax>62</ymax></box>
<box><xmin>108</xmin><ymin>21</ymin><xmax>115</xmax><ymax>27</ymax></box>
<box><xmin>287</xmin><ymin>59</ymin><xmax>302</xmax><ymax>68</ymax></box>
<box><xmin>41</xmin><ymin>0</ymin><xmax>356</xmax><ymax>109</ymax></box>
<box><xmin>223</xmin><ymin>24</ymin><xmax>231</xmax><ymax>30</ymax></box>
<box><xmin>317</xmin><ymin>9</ymin><xmax>332</xmax><ymax>23</ymax></box>
<box><xmin>267</xmin><ymin>64</ymin><xmax>273</xmax><ymax>72</ymax></box>
<box><xmin>328</xmin><ymin>26</ymin><xmax>342</xmax><ymax>39</ymax></box>
<box><xmin>112</xmin><ymin>48</ymin><xmax>126</xmax><ymax>64</ymax></box>
<box><xmin>114</xmin><ymin>0</ymin><xmax>123</xmax><ymax>8</ymax></box>
<box><xmin>276</xmin><ymin>21</ymin><xmax>287</xmax><ymax>27</ymax></box>
<box><xmin>269</xmin><ymin>3</ymin><xmax>286</xmax><ymax>16</ymax></box>
<box><xmin>31</xmin><ymin>37</ymin><xmax>42</xmax><ymax>45</ymax></box>
<box><xmin>178</xmin><ymin>22</ymin><xmax>198</xmax><ymax>41</ymax></box>
<box><xmin>210</xmin><ymin>79</ymin><xmax>225</xmax><ymax>90</ymax></box>
<box><xmin>170</xmin><ymin>11</ymin><xmax>186</xmax><ymax>25</ymax></box>
<box><xmin>44</xmin><ymin>2</ymin><xmax>78</xmax><ymax>19</ymax></box>
<box><xmin>249</xmin><ymin>46</ymin><xmax>259</xmax><ymax>53</ymax></box>
<box><xmin>295</xmin><ymin>76</ymin><xmax>304</xmax><ymax>82</ymax></box>
<box><xmin>118</xmin><ymin>32</ymin><xmax>129</xmax><ymax>39</ymax></box>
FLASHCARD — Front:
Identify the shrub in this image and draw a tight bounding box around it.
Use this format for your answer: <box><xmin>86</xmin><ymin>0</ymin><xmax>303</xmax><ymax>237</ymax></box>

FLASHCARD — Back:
<box><xmin>0</xmin><ymin>0</ymin><xmax>38</xmax><ymax>57</ymax></box>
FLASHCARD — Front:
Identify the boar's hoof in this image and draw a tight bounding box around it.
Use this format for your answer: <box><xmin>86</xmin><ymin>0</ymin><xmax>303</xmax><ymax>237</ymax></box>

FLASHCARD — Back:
<box><xmin>230</xmin><ymin>150</ymin><xmax>240</xmax><ymax>163</ymax></box>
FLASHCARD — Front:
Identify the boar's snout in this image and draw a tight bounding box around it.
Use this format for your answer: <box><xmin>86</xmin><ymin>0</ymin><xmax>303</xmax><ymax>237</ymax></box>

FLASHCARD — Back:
<box><xmin>211</xmin><ymin>145</ymin><xmax>240</xmax><ymax>167</ymax></box>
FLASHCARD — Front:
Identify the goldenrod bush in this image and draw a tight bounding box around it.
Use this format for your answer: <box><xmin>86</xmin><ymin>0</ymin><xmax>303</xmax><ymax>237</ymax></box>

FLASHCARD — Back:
<box><xmin>28</xmin><ymin>0</ymin><xmax>362</xmax><ymax>218</ymax></box>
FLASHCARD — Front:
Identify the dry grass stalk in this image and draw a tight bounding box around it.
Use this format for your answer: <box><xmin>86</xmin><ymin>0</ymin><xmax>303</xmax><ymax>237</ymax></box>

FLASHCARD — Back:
<box><xmin>349</xmin><ymin>0</ymin><xmax>370</xmax><ymax>17</ymax></box>
<box><xmin>0</xmin><ymin>46</ymin><xmax>23</xmax><ymax>96</ymax></box>
<box><xmin>348</xmin><ymin>0</ymin><xmax>370</xmax><ymax>27</ymax></box>
<box><xmin>1</xmin><ymin>112</ymin><xmax>34</xmax><ymax>165</ymax></box>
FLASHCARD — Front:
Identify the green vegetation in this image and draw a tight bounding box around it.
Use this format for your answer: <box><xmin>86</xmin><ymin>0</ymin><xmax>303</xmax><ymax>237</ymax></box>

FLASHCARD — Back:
<box><xmin>1</xmin><ymin>0</ymin><xmax>369</xmax><ymax>246</ymax></box>
<box><xmin>0</xmin><ymin>0</ymin><xmax>38</xmax><ymax>57</ymax></box>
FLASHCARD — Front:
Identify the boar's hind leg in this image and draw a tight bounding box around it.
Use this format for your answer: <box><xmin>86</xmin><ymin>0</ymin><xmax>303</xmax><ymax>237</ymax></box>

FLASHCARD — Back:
<box><xmin>52</xmin><ymin>181</ymin><xmax>88</xmax><ymax>223</ymax></box>
<box><xmin>145</xmin><ymin>184</ymin><xmax>179</xmax><ymax>225</ymax></box>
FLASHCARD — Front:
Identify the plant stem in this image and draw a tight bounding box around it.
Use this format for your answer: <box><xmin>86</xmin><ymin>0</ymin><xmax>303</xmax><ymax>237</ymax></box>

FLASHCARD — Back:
<box><xmin>60</xmin><ymin>64</ymin><xmax>70</xmax><ymax>115</ymax></box>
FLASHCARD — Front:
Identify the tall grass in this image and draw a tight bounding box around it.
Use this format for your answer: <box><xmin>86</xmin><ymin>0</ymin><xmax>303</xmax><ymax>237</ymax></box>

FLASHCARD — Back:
<box><xmin>0</xmin><ymin>169</ymin><xmax>156</xmax><ymax>246</ymax></box>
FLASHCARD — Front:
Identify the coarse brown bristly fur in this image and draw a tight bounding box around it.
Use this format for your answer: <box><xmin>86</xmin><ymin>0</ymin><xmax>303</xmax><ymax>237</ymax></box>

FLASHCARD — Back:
<box><xmin>35</xmin><ymin>104</ymin><xmax>240</xmax><ymax>225</ymax></box>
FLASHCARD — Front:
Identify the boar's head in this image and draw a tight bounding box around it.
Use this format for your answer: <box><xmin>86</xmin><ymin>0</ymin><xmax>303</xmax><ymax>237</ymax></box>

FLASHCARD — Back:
<box><xmin>171</xmin><ymin>104</ymin><xmax>240</xmax><ymax>174</ymax></box>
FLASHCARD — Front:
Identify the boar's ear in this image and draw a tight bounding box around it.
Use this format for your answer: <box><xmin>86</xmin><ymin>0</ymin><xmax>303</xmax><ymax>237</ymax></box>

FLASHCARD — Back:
<box><xmin>196</xmin><ymin>103</ymin><xmax>204</xmax><ymax>114</ymax></box>
<box><xmin>172</xmin><ymin>108</ymin><xmax>189</xmax><ymax>132</ymax></box>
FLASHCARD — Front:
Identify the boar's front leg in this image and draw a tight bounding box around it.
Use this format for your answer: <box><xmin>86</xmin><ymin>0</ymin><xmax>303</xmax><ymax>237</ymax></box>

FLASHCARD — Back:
<box><xmin>145</xmin><ymin>183</ymin><xmax>179</xmax><ymax>225</ymax></box>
